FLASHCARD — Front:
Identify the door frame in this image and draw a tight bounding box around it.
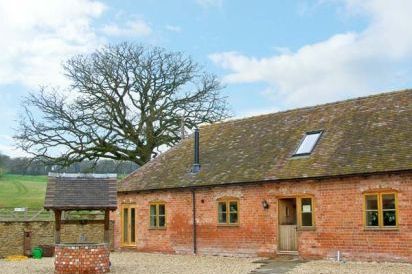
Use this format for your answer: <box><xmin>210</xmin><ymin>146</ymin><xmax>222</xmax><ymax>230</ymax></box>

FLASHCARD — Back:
<box><xmin>120</xmin><ymin>204</ymin><xmax>136</xmax><ymax>247</ymax></box>
<box><xmin>277</xmin><ymin>197</ymin><xmax>298</xmax><ymax>253</ymax></box>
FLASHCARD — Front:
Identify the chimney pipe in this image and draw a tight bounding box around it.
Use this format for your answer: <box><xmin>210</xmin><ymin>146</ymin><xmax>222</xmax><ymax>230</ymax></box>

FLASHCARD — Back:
<box><xmin>191</xmin><ymin>128</ymin><xmax>201</xmax><ymax>173</ymax></box>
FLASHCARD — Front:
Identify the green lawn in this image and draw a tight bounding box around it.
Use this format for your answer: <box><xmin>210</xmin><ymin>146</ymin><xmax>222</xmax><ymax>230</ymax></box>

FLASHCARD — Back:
<box><xmin>0</xmin><ymin>174</ymin><xmax>47</xmax><ymax>208</ymax></box>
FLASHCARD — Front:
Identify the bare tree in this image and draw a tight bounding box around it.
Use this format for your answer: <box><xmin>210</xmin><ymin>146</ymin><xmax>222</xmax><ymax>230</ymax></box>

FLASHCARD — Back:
<box><xmin>15</xmin><ymin>43</ymin><xmax>229</xmax><ymax>166</ymax></box>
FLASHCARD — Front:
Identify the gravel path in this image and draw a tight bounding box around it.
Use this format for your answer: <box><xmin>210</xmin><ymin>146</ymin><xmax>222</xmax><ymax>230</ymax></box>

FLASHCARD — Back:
<box><xmin>1</xmin><ymin>254</ymin><xmax>411</xmax><ymax>274</ymax></box>
<box><xmin>288</xmin><ymin>260</ymin><xmax>412</xmax><ymax>274</ymax></box>
<box><xmin>110</xmin><ymin>252</ymin><xmax>261</xmax><ymax>274</ymax></box>
<box><xmin>0</xmin><ymin>252</ymin><xmax>261</xmax><ymax>274</ymax></box>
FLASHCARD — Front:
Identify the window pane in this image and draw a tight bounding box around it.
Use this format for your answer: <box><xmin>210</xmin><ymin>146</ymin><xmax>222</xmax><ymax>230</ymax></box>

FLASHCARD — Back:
<box><xmin>383</xmin><ymin>210</ymin><xmax>396</xmax><ymax>226</ymax></box>
<box><xmin>159</xmin><ymin>216</ymin><xmax>166</xmax><ymax>227</ymax></box>
<box><xmin>130</xmin><ymin>208</ymin><xmax>135</xmax><ymax>242</ymax></box>
<box><xmin>366</xmin><ymin>211</ymin><xmax>379</xmax><ymax>226</ymax></box>
<box><xmin>158</xmin><ymin>204</ymin><xmax>165</xmax><ymax>215</ymax></box>
<box><xmin>229</xmin><ymin>213</ymin><xmax>238</xmax><ymax>224</ymax></box>
<box><xmin>150</xmin><ymin>205</ymin><xmax>156</xmax><ymax>216</ymax></box>
<box><xmin>150</xmin><ymin>215</ymin><xmax>157</xmax><ymax>227</ymax></box>
<box><xmin>218</xmin><ymin>202</ymin><xmax>227</xmax><ymax>213</ymax></box>
<box><xmin>295</xmin><ymin>132</ymin><xmax>322</xmax><ymax>155</ymax></box>
<box><xmin>302</xmin><ymin>213</ymin><xmax>312</xmax><ymax>226</ymax></box>
<box><xmin>301</xmin><ymin>198</ymin><xmax>312</xmax><ymax>213</ymax></box>
<box><xmin>382</xmin><ymin>194</ymin><xmax>395</xmax><ymax>210</ymax></box>
<box><xmin>218</xmin><ymin>213</ymin><xmax>227</xmax><ymax>223</ymax></box>
<box><xmin>229</xmin><ymin>201</ymin><xmax>238</xmax><ymax>212</ymax></box>
<box><xmin>123</xmin><ymin>208</ymin><xmax>129</xmax><ymax>242</ymax></box>
<box><xmin>365</xmin><ymin>195</ymin><xmax>378</xmax><ymax>210</ymax></box>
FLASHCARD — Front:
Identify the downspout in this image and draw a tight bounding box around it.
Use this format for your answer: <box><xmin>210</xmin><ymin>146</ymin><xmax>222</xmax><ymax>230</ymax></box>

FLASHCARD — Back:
<box><xmin>191</xmin><ymin>188</ymin><xmax>197</xmax><ymax>254</ymax></box>
<box><xmin>191</xmin><ymin>128</ymin><xmax>200</xmax><ymax>254</ymax></box>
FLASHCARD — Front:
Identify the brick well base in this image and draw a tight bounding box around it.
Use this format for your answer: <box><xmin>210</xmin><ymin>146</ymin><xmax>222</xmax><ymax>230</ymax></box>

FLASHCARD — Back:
<box><xmin>55</xmin><ymin>243</ymin><xmax>110</xmax><ymax>273</ymax></box>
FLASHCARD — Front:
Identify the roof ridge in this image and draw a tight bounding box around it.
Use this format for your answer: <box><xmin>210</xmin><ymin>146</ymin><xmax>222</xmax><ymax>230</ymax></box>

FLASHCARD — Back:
<box><xmin>200</xmin><ymin>88</ymin><xmax>412</xmax><ymax>128</ymax></box>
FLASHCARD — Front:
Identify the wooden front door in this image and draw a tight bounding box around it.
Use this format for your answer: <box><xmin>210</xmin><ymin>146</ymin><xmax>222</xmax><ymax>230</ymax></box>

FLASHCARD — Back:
<box><xmin>121</xmin><ymin>205</ymin><xmax>136</xmax><ymax>246</ymax></box>
<box><xmin>278</xmin><ymin>198</ymin><xmax>297</xmax><ymax>252</ymax></box>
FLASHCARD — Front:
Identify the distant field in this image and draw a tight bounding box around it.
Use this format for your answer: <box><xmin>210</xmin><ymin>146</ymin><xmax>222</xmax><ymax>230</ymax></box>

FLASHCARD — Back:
<box><xmin>0</xmin><ymin>174</ymin><xmax>47</xmax><ymax>208</ymax></box>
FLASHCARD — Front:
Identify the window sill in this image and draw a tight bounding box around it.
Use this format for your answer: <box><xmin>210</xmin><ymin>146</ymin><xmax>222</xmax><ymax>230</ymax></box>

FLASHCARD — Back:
<box><xmin>148</xmin><ymin>227</ymin><xmax>167</xmax><ymax>230</ymax></box>
<box><xmin>120</xmin><ymin>244</ymin><xmax>136</xmax><ymax>248</ymax></box>
<box><xmin>364</xmin><ymin>227</ymin><xmax>399</xmax><ymax>231</ymax></box>
<box><xmin>217</xmin><ymin>223</ymin><xmax>239</xmax><ymax>227</ymax></box>
<box><xmin>297</xmin><ymin>226</ymin><xmax>316</xmax><ymax>231</ymax></box>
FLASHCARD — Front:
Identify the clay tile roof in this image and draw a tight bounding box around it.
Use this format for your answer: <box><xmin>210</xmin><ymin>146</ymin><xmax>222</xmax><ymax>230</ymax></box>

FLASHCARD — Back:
<box><xmin>119</xmin><ymin>89</ymin><xmax>412</xmax><ymax>192</ymax></box>
<box><xmin>44</xmin><ymin>174</ymin><xmax>117</xmax><ymax>210</ymax></box>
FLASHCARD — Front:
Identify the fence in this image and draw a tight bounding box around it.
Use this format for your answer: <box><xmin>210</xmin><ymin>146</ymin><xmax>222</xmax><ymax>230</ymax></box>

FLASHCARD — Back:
<box><xmin>0</xmin><ymin>208</ymin><xmax>106</xmax><ymax>222</ymax></box>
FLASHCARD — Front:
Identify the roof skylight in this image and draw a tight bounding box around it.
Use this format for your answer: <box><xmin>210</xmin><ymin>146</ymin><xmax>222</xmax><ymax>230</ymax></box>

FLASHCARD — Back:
<box><xmin>293</xmin><ymin>131</ymin><xmax>323</xmax><ymax>156</ymax></box>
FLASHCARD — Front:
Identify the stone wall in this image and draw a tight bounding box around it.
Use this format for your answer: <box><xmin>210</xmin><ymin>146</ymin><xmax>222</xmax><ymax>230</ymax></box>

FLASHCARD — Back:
<box><xmin>0</xmin><ymin>220</ymin><xmax>114</xmax><ymax>257</ymax></box>
<box><xmin>114</xmin><ymin>173</ymin><xmax>412</xmax><ymax>262</ymax></box>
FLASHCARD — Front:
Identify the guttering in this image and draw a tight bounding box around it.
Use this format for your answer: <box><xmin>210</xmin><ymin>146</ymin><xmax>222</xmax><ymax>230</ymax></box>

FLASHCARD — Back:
<box><xmin>117</xmin><ymin>169</ymin><xmax>412</xmax><ymax>194</ymax></box>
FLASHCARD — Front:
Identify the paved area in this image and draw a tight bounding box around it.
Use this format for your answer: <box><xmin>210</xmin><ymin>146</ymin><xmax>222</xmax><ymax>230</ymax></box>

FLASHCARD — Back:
<box><xmin>251</xmin><ymin>256</ymin><xmax>303</xmax><ymax>274</ymax></box>
<box><xmin>252</xmin><ymin>257</ymin><xmax>412</xmax><ymax>274</ymax></box>
<box><xmin>288</xmin><ymin>260</ymin><xmax>412</xmax><ymax>274</ymax></box>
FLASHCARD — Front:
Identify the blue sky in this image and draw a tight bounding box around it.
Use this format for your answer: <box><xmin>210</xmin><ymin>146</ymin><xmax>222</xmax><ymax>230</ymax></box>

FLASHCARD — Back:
<box><xmin>1</xmin><ymin>0</ymin><xmax>412</xmax><ymax>157</ymax></box>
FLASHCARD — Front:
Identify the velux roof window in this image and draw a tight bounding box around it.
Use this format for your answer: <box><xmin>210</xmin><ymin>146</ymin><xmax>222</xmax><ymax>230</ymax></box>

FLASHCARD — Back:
<box><xmin>293</xmin><ymin>130</ymin><xmax>323</xmax><ymax>156</ymax></box>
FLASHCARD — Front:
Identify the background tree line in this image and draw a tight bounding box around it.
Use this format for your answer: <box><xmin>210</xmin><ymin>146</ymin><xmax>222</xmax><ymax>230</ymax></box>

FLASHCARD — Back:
<box><xmin>0</xmin><ymin>153</ymin><xmax>138</xmax><ymax>176</ymax></box>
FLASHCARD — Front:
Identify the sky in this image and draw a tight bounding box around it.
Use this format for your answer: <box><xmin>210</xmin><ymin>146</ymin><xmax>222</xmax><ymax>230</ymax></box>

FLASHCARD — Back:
<box><xmin>1</xmin><ymin>0</ymin><xmax>412</xmax><ymax>157</ymax></box>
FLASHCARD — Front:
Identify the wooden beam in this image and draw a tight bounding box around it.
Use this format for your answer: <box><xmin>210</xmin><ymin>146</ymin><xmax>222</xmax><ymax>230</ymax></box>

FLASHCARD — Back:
<box><xmin>104</xmin><ymin>209</ymin><xmax>110</xmax><ymax>243</ymax></box>
<box><xmin>54</xmin><ymin>210</ymin><xmax>62</xmax><ymax>244</ymax></box>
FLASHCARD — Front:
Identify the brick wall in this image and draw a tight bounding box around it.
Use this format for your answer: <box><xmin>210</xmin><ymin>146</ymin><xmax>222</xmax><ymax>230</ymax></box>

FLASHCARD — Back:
<box><xmin>0</xmin><ymin>221</ymin><xmax>114</xmax><ymax>257</ymax></box>
<box><xmin>113</xmin><ymin>191</ymin><xmax>193</xmax><ymax>254</ymax></box>
<box><xmin>55</xmin><ymin>243</ymin><xmax>110</xmax><ymax>274</ymax></box>
<box><xmin>114</xmin><ymin>173</ymin><xmax>412</xmax><ymax>262</ymax></box>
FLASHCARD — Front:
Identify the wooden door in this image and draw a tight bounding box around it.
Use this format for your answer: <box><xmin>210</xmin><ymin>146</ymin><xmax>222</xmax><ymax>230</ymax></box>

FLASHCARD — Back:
<box><xmin>121</xmin><ymin>205</ymin><xmax>136</xmax><ymax>246</ymax></box>
<box><xmin>278</xmin><ymin>225</ymin><xmax>297</xmax><ymax>251</ymax></box>
<box><xmin>278</xmin><ymin>198</ymin><xmax>297</xmax><ymax>252</ymax></box>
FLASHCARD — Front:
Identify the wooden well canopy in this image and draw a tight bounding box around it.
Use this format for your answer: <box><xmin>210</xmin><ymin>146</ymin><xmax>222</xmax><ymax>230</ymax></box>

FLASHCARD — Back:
<box><xmin>44</xmin><ymin>173</ymin><xmax>117</xmax><ymax>244</ymax></box>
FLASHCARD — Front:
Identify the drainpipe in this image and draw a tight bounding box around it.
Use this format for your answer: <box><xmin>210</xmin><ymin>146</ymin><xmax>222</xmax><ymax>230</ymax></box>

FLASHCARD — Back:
<box><xmin>191</xmin><ymin>188</ymin><xmax>197</xmax><ymax>254</ymax></box>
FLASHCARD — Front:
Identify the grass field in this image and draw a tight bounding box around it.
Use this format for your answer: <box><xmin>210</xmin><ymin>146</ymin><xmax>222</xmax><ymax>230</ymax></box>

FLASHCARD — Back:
<box><xmin>0</xmin><ymin>174</ymin><xmax>47</xmax><ymax>208</ymax></box>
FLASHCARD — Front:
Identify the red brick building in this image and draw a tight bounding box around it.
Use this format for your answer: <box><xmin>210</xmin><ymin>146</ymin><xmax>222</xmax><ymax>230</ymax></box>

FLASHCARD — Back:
<box><xmin>115</xmin><ymin>90</ymin><xmax>412</xmax><ymax>262</ymax></box>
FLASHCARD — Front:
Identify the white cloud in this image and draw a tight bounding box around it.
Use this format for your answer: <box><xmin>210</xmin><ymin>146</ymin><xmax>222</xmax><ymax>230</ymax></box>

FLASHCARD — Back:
<box><xmin>0</xmin><ymin>0</ymin><xmax>106</xmax><ymax>88</ymax></box>
<box><xmin>210</xmin><ymin>0</ymin><xmax>412</xmax><ymax>108</ymax></box>
<box><xmin>196</xmin><ymin>0</ymin><xmax>223</xmax><ymax>9</ymax></box>
<box><xmin>102</xmin><ymin>19</ymin><xmax>152</xmax><ymax>37</ymax></box>
<box><xmin>0</xmin><ymin>135</ymin><xmax>27</xmax><ymax>157</ymax></box>
<box><xmin>165</xmin><ymin>25</ymin><xmax>182</xmax><ymax>33</ymax></box>
<box><xmin>0</xmin><ymin>144</ymin><xmax>28</xmax><ymax>158</ymax></box>
<box><xmin>235</xmin><ymin>106</ymin><xmax>280</xmax><ymax>119</ymax></box>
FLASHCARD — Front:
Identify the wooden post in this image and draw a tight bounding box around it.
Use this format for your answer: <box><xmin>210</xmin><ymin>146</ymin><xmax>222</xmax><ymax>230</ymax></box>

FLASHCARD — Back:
<box><xmin>104</xmin><ymin>209</ymin><xmax>110</xmax><ymax>244</ymax></box>
<box><xmin>23</xmin><ymin>231</ymin><xmax>32</xmax><ymax>256</ymax></box>
<box><xmin>54</xmin><ymin>210</ymin><xmax>61</xmax><ymax>244</ymax></box>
